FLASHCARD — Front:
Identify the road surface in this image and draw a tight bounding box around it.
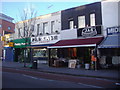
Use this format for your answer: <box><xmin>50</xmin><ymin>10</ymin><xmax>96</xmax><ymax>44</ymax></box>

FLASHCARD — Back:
<box><xmin>2</xmin><ymin>67</ymin><xmax>118</xmax><ymax>88</ymax></box>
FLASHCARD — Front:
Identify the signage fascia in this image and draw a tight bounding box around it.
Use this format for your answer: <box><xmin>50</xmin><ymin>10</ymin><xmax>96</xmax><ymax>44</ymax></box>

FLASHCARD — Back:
<box><xmin>31</xmin><ymin>34</ymin><xmax>60</xmax><ymax>45</ymax></box>
<box><xmin>81</xmin><ymin>27</ymin><xmax>97</xmax><ymax>37</ymax></box>
<box><xmin>13</xmin><ymin>38</ymin><xmax>30</xmax><ymax>48</ymax></box>
<box><xmin>77</xmin><ymin>25</ymin><xmax>102</xmax><ymax>37</ymax></box>
<box><xmin>107</xmin><ymin>26</ymin><xmax>120</xmax><ymax>35</ymax></box>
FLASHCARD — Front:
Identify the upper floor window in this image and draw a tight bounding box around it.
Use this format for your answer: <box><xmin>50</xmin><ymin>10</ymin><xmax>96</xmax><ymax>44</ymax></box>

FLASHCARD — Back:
<box><xmin>90</xmin><ymin>13</ymin><xmax>95</xmax><ymax>26</ymax></box>
<box><xmin>78</xmin><ymin>15</ymin><xmax>85</xmax><ymax>28</ymax></box>
<box><xmin>8</xmin><ymin>26</ymin><xmax>11</xmax><ymax>30</ymax></box>
<box><xmin>69</xmin><ymin>20</ymin><xmax>74</xmax><ymax>29</ymax></box>
<box><xmin>0</xmin><ymin>24</ymin><xmax>2</xmax><ymax>28</ymax></box>
<box><xmin>23</xmin><ymin>26</ymin><xmax>28</xmax><ymax>37</ymax></box>
<box><xmin>31</xmin><ymin>25</ymin><xmax>34</xmax><ymax>31</ymax></box>
<box><xmin>51</xmin><ymin>21</ymin><xmax>55</xmax><ymax>33</ymax></box>
<box><xmin>43</xmin><ymin>22</ymin><xmax>48</xmax><ymax>34</ymax></box>
<box><xmin>37</xmin><ymin>24</ymin><xmax>40</xmax><ymax>36</ymax></box>
<box><xmin>18</xmin><ymin>28</ymin><xmax>21</xmax><ymax>38</ymax></box>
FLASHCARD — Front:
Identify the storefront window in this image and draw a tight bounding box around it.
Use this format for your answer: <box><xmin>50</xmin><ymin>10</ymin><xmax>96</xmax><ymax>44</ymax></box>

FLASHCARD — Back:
<box><xmin>33</xmin><ymin>48</ymin><xmax>48</xmax><ymax>57</ymax></box>
<box><xmin>50</xmin><ymin>49</ymin><xmax>58</xmax><ymax>58</ymax></box>
<box><xmin>100</xmin><ymin>48</ymin><xmax>120</xmax><ymax>56</ymax></box>
<box><xmin>68</xmin><ymin>48</ymin><xmax>77</xmax><ymax>58</ymax></box>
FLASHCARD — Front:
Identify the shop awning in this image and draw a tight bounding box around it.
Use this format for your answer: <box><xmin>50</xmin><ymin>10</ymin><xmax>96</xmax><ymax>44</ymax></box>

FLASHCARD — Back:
<box><xmin>48</xmin><ymin>37</ymin><xmax>103</xmax><ymax>48</ymax></box>
<box><xmin>13</xmin><ymin>38</ymin><xmax>30</xmax><ymax>48</ymax></box>
<box><xmin>98</xmin><ymin>35</ymin><xmax>120</xmax><ymax>48</ymax></box>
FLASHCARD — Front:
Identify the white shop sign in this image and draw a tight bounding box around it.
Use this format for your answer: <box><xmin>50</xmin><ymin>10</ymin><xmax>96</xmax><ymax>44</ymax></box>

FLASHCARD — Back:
<box><xmin>81</xmin><ymin>27</ymin><xmax>97</xmax><ymax>37</ymax></box>
<box><xmin>31</xmin><ymin>35</ymin><xmax>60</xmax><ymax>45</ymax></box>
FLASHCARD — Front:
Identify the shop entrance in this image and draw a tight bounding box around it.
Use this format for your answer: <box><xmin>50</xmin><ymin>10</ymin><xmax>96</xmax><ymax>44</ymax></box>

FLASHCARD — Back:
<box><xmin>14</xmin><ymin>48</ymin><xmax>30</xmax><ymax>63</ymax></box>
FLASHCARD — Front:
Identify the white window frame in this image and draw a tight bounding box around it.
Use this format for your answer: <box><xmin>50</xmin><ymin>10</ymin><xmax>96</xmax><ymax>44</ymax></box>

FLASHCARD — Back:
<box><xmin>18</xmin><ymin>28</ymin><xmax>21</xmax><ymax>38</ymax></box>
<box><xmin>0</xmin><ymin>24</ymin><xmax>2</xmax><ymax>28</ymax></box>
<box><xmin>69</xmin><ymin>20</ymin><xmax>74</xmax><ymax>29</ymax></box>
<box><xmin>43</xmin><ymin>22</ymin><xmax>48</xmax><ymax>34</ymax></box>
<box><xmin>90</xmin><ymin>13</ymin><xmax>95</xmax><ymax>26</ymax></box>
<box><xmin>78</xmin><ymin>15</ymin><xmax>85</xmax><ymax>28</ymax></box>
<box><xmin>31</xmin><ymin>25</ymin><xmax>34</xmax><ymax>31</ymax></box>
<box><xmin>37</xmin><ymin>24</ymin><xmax>40</xmax><ymax>35</ymax></box>
<box><xmin>51</xmin><ymin>21</ymin><xmax>55</xmax><ymax>33</ymax></box>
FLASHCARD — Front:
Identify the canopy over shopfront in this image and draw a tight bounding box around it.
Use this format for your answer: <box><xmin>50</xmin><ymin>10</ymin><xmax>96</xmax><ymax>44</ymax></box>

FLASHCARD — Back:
<box><xmin>98</xmin><ymin>26</ymin><xmax>120</xmax><ymax>48</ymax></box>
<box><xmin>13</xmin><ymin>38</ymin><xmax>30</xmax><ymax>48</ymax></box>
<box><xmin>98</xmin><ymin>35</ymin><xmax>120</xmax><ymax>48</ymax></box>
<box><xmin>48</xmin><ymin>37</ymin><xmax>104</xmax><ymax>48</ymax></box>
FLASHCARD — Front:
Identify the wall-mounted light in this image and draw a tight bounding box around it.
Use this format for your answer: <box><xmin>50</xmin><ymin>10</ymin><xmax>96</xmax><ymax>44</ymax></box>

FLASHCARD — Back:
<box><xmin>55</xmin><ymin>30</ymin><xmax>60</xmax><ymax>34</ymax></box>
<box><xmin>74</xmin><ymin>25</ymin><xmax>77</xmax><ymax>29</ymax></box>
<box><xmin>46</xmin><ymin>32</ymin><xmax>50</xmax><ymax>35</ymax></box>
<box><xmin>40</xmin><ymin>33</ymin><xmax>43</xmax><ymax>35</ymax></box>
<box><xmin>32</xmin><ymin>34</ymin><xmax>35</xmax><ymax>37</ymax></box>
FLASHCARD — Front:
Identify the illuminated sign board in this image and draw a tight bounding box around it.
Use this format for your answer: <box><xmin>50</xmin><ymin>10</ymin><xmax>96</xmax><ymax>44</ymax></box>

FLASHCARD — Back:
<box><xmin>107</xmin><ymin>26</ymin><xmax>120</xmax><ymax>35</ymax></box>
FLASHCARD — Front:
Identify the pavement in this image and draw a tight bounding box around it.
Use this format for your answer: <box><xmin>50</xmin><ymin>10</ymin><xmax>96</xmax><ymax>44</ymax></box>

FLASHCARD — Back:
<box><xmin>2</xmin><ymin>61</ymin><xmax>120</xmax><ymax>81</ymax></box>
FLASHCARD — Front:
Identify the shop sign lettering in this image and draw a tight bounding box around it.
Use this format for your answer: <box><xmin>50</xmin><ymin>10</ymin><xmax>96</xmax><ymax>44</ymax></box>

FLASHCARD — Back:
<box><xmin>82</xmin><ymin>27</ymin><xmax>97</xmax><ymax>37</ymax></box>
<box><xmin>31</xmin><ymin>35</ymin><xmax>60</xmax><ymax>45</ymax></box>
<box><xmin>14</xmin><ymin>43</ymin><xmax>26</xmax><ymax>46</ymax></box>
<box><xmin>107</xmin><ymin>26</ymin><xmax>120</xmax><ymax>35</ymax></box>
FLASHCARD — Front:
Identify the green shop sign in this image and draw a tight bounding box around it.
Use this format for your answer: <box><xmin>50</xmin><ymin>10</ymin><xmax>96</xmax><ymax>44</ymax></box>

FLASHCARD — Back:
<box><xmin>13</xmin><ymin>38</ymin><xmax>30</xmax><ymax>48</ymax></box>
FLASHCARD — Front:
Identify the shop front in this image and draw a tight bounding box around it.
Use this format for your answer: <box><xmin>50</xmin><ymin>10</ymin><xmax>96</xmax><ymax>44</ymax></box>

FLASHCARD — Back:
<box><xmin>48</xmin><ymin>26</ymin><xmax>103</xmax><ymax>69</ymax></box>
<box><xmin>48</xmin><ymin>37</ymin><xmax>103</xmax><ymax>69</ymax></box>
<box><xmin>31</xmin><ymin>34</ymin><xmax>60</xmax><ymax>64</ymax></box>
<box><xmin>98</xmin><ymin>26</ymin><xmax>120</xmax><ymax>69</ymax></box>
<box><xmin>3</xmin><ymin>34</ymin><xmax>14</xmax><ymax>62</ymax></box>
<box><xmin>4</xmin><ymin>42</ymin><xmax>14</xmax><ymax>62</ymax></box>
<box><xmin>13</xmin><ymin>38</ymin><xmax>30</xmax><ymax>62</ymax></box>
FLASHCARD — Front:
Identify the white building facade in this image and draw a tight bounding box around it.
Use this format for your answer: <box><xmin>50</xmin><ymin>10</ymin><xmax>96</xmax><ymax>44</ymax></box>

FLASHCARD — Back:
<box><xmin>29</xmin><ymin>11</ymin><xmax>61</xmax><ymax>64</ymax></box>
<box><xmin>98</xmin><ymin>0</ymin><xmax>120</xmax><ymax>69</ymax></box>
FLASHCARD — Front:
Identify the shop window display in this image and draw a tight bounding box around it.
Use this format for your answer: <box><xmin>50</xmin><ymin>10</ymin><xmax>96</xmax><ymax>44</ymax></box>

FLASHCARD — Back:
<box><xmin>49</xmin><ymin>47</ymin><xmax>94</xmax><ymax>68</ymax></box>
<box><xmin>33</xmin><ymin>48</ymin><xmax>48</xmax><ymax>58</ymax></box>
<box><xmin>50</xmin><ymin>49</ymin><xmax>58</xmax><ymax>58</ymax></box>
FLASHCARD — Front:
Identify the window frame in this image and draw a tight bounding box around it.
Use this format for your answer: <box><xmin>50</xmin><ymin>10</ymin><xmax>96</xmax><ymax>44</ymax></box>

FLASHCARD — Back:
<box><xmin>18</xmin><ymin>28</ymin><xmax>21</xmax><ymax>38</ymax></box>
<box><xmin>0</xmin><ymin>24</ymin><xmax>2</xmax><ymax>28</ymax></box>
<box><xmin>37</xmin><ymin>24</ymin><xmax>40</xmax><ymax>36</ymax></box>
<box><xmin>8</xmin><ymin>26</ymin><xmax>11</xmax><ymax>30</ymax></box>
<box><xmin>78</xmin><ymin>15</ymin><xmax>85</xmax><ymax>28</ymax></box>
<box><xmin>90</xmin><ymin>13</ymin><xmax>96</xmax><ymax>26</ymax></box>
<box><xmin>43</xmin><ymin>22</ymin><xmax>48</xmax><ymax>34</ymax></box>
<box><xmin>69</xmin><ymin>20</ymin><xmax>74</xmax><ymax>29</ymax></box>
<box><xmin>51</xmin><ymin>21</ymin><xmax>55</xmax><ymax>33</ymax></box>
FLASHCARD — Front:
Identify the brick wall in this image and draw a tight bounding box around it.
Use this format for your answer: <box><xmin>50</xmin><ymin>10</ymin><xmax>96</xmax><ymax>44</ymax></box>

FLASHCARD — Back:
<box><xmin>0</xmin><ymin>19</ymin><xmax>15</xmax><ymax>34</ymax></box>
<box><xmin>0</xmin><ymin>19</ymin><xmax>15</xmax><ymax>58</ymax></box>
